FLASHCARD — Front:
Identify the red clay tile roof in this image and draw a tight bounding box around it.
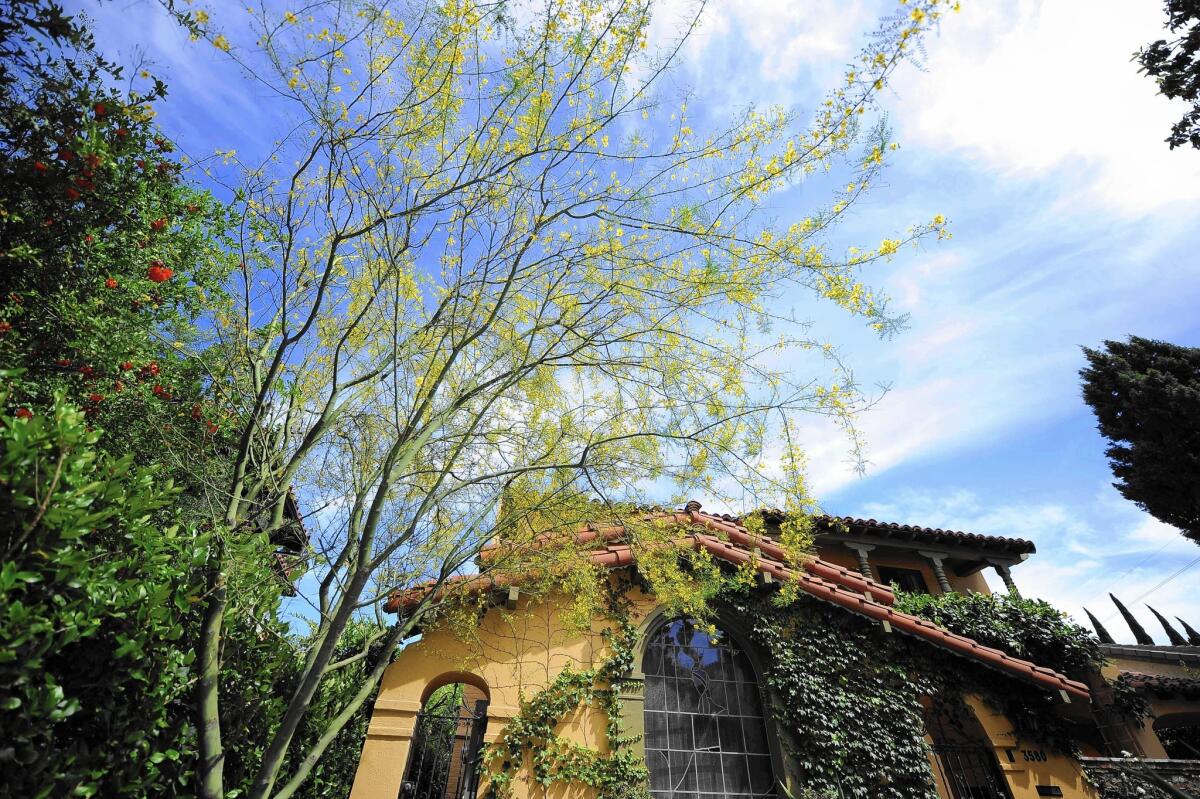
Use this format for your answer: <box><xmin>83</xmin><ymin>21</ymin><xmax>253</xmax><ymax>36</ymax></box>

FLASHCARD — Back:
<box><xmin>1120</xmin><ymin>671</ymin><xmax>1200</xmax><ymax>699</ymax></box>
<box><xmin>810</xmin><ymin>514</ymin><xmax>1036</xmax><ymax>554</ymax></box>
<box><xmin>385</xmin><ymin>504</ymin><xmax>1086</xmax><ymax>702</ymax></box>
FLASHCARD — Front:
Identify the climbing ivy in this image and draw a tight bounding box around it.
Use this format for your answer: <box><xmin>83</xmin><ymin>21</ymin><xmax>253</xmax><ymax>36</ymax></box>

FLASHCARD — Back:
<box><xmin>476</xmin><ymin>544</ymin><xmax>1127</xmax><ymax>799</ymax></box>
<box><xmin>723</xmin><ymin>587</ymin><xmax>940</xmax><ymax>799</ymax></box>
<box><xmin>482</xmin><ymin>577</ymin><xmax>650</xmax><ymax>799</ymax></box>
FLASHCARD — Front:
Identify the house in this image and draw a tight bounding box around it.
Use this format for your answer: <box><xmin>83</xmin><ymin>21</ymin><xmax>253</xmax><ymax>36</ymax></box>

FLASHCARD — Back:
<box><xmin>349</xmin><ymin>502</ymin><xmax>1200</xmax><ymax>799</ymax></box>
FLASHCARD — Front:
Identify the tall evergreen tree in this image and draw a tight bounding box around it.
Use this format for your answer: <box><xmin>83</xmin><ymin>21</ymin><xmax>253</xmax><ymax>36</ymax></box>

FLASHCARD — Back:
<box><xmin>1080</xmin><ymin>336</ymin><xmax>1200</xmax><ymax>545</ymax></box>
<box><xmin>1147</xmin><ymin>605</ymin><xmax>1188</xmax><ymax>645</ymax></box>
<box><xmin>1110</xmin><ymin>594</ymin><xmax>1156</xmax><ymax>645</ymax></box>
<box><xmin>1084</xmin><ymin>608</ymin><xmax>1116</xmax><ymax>644</ymax></box>
<box><xmin>1177</xmin><ymin>617</ymin><xmax>1200</xmax><ymax>645</ymax></box>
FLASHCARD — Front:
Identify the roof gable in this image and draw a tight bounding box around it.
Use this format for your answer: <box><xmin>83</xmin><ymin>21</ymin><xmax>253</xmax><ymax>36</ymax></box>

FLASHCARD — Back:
<box><xmin>386</xmin><ymin>504</ymin><xmax>1087</xmax><ymax>702</ymax></box>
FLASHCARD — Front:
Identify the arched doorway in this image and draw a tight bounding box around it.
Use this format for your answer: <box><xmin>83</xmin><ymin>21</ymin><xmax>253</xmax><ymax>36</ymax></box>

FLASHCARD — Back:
<box><xmin>400</xmin><ymin>681</ymin><xmax>489</xmax><ymax>799</ymax></box>
<box><xmin>642</xmin><ymin>618</ymin><xmax>776</xmax><ymax>799</ymax></box>
<box><xmin>925</xmin><ymin>701</ymin><xmax>1011</xmax><ymax>799</ymax></box>
<box><xmin>1154</xmin><ymin>712</ymin><xmax>1200</xmax><ymax>760</ymax></box>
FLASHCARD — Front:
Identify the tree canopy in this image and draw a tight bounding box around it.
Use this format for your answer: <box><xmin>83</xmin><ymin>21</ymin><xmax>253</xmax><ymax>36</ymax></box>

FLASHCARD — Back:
<box><xmin>1136</xmin><ymin>0</ymin><xmax>1200</xmax><ymax>150</ymax></box>
<box><xmin>3</xmin><ymin>0</ymin><xmax>962</xmax><ymax>796</ymax></box>
<box><xmin>1080</xmin><ymin>336</ymin><xmax>1200</xmax><ymax>545</ymax></box>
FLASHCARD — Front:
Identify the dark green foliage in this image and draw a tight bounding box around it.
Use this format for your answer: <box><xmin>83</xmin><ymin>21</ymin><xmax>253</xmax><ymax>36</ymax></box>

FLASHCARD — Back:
<box><xmin>1177</xmin><ymin>616</ymin><xmax>1200</xmax><ymax>645</ymax></box>
<box><xmin>1108</xmin><ymin>672</ymin><xmax>1153</xmax><ymax>725</ymax></box>
<box><xmin>1137</xmin><ymin>0</ymin><xmax>1200</xmax><ymax>150</ymax></box>
<box><xmin>895</xmin><ymin>590</ymin><xmax>1102</xmax><ymax>680</ymax></box>
<box><xmin>1086</xmin><ymin>608</ymin><xmax>1117</xmax><ymax>644</ymax></box>
<box><xmin>1083</xmin><ymin>759</ymin><xmax>1200</xmax><ymax>798</ymax></box>
<box><xmin>726</xmin><ymin>592</ymin><xmax>939</xmax><ymax>799</ymax></box>
<box><xmin>0</xmin><ymin>0</ymin><xmax>233</xmax><ymax>471</ymax></box>
<box><xmin>1080</xmin><ymin>337</ymin><xmax>1200</xmax><ymax>545</ymax></box>
<box><xmin>1146</xmin><ymin>605</ymin><xmax>1188</xmax><ymax>645</ymax></box>
<box><xmin>893</xmin><ymin>589</ymin><xmax>1103</xmax><ymax>755</ymax></box>
<box><xmin>1110</xmin><ymin>594</ymin><xmax>1156</xmax><ymax>646</ymax></box>
<box><xmin>285</xmin><ymin>619</ymin><xmax>392</xmax><ymax>799</ymax></box>
<box><xmin>0</xmin><ymin>389</ymin><xmax>206</xmax><ymax>797</ymax></box>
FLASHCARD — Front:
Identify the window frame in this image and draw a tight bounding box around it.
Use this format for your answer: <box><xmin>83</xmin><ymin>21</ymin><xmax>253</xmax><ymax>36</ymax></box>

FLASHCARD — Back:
<box><xmin>623</xmin><ymin>607</ymin><xmax>794</xmax><ymax>799</ymax></box>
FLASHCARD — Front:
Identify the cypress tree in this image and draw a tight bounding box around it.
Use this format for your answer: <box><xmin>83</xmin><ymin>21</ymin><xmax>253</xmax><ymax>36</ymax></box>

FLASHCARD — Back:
<box><xmin>1084</xmin><ymin>608</ymin><xmax>1116</xmax><ymax>644</ymax></box>
<box><xmin>1177</xmin><ymin>617</ymin><xmax>1200</xmax><ymax>646</ymax></box>
<box><xmin>1080</xmin><ymin>337</ymin><xmax>1200</xmax><ymax>545</ymax></box>
<box><xmin>1110</xmin><ymin>594</ymin><xmax>1155</xmax><ymax>645</ymax></box>
<box><xmin>1146</xmin><ymin>605</ymin><xmax>1188</xmax><ymax>645</ymax></box>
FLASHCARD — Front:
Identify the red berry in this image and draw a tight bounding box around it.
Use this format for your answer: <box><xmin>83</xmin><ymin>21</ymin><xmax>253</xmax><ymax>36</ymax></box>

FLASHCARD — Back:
<box><xmin>0</xmin><ymin>321</ymin><xmax>10</xmax><ymax>334</ymax></box>
<box><xmin>116</xmin><ymin>127</ymin><xmax>129</xmax><ymax>138</ymax></box>
<box><xmin>114</xmin><ymin>380</ymin><xmax>124</xmax><ymax>392</ymax></box>
<box><xmin>147</xmin><ymin>262</ymin><xmax>173</xmax><ymax>283</ymax></box>
<box><xmin>148</xmin><ymin>363</ymin><xmax>159</xmax><ymax>376</ymax></box>
<box><xmin>120</xmin><ymin>361</ymin><xmax>133</xmax><ymax>371</ymax></box>
<box><xmin>8</xmin><ymin>293</ymin><xmax>21</xmax><ymax>304</ymax></box>
<box><xmin>136</xmin><ymin>159</ymin><xmax>147</xmax><ymax>170</ymax></box>
<box><xmin>79</xmin><ymin>365</ymin><xmax>94</xmax><ymax>377</ymax></box>
<box><xmin>85</xmin><ymin>234</ymin><xmax>94</xmax><ymax>244</ymax></box>
<box><xmin>15</xmin><ymin>408</ymin><xmax>33</xmax><ymax>420</ymax></box>
<box><xmin>85</xmin><ymin>153</ymin><xmax>102</xmax><ymax>169</ymax></box>
<box><xmin>66</xmin><ymin>187</ymin><xmax>81</xmax><ymax>200</ymax></box>
<box><xmin>191</xmin><ymin>404</ymin><xmax>203</xmax><ymax>420</ymax></box>
<box><xmin>152</xmin><ymin>384</ymin><xmax>164</xmax><ymax>395</ymax></box>
<box><xmin>89</xmin><ymin>393</ymin><xmax>104</xmax><ymax>404</ymax></box>
<box><xmin>94</xmin><ymin>102</ymin><xmax>107</xmax><ymax>117</ymax></box>
<box><xmin>57</xmin><ymin>149</ymin><xmax>75</xmax><ymax>162</ymax></box>
<box><xmin>57</xmin><ymin>358</ymin><xmax>72</xmax><ymax>366</ymax></box>
<box><xmin>186</xmin><ymin>203</ymin><xmax>200</xmax><ymax>214</ymax></box>
<box><xmin>150</xmin><ymin>217</ymin><xmax>167</xmax><ymax>232</ymax></box>
<box><xmin>105</xmin><ymin>277</ymin><xmax>118</xmax><ymax>289</ymax></box>
<box><xmin>33</xmin><ymin>161</ymin><xmax>48</xmax><ymax>173</ymax></box>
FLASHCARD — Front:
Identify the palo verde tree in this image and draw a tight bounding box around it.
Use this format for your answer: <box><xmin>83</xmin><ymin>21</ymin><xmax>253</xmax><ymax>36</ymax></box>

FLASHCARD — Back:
<box><xmin>154</xmin><ymin>1</ymin><xmax>957</xmax><ymax>797</ymax></box>
<box><xmin>1080</xmin><ymin>336</ymin><xmax>1200</xmax><ymax>546</ymax></box>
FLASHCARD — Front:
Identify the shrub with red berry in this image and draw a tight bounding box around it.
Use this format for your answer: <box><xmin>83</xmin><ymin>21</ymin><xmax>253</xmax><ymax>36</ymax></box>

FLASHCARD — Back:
<box><xmin>0</xmin><ymin>3</ymin><xmax>235</xmax><ymax>466</ymax></box>
<box><xmin>0</xmin><ymin>4</ymin><xmax>240</xmax><ymax>797</ymax></box>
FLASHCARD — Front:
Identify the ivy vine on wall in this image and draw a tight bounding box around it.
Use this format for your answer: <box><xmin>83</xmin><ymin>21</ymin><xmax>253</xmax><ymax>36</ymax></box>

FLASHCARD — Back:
<box><xmin>482</xmin><ymin>577</ymin><xmax>651</xmax><ymax>799</ymax></box>
<box><xmin>476</xmin><ymin>564</ymin><xmax>1125</xmax><ymax>799</ymax></box>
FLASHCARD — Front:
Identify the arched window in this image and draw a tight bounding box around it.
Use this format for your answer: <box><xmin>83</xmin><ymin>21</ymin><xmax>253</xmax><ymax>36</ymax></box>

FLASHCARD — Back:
<box><xmin>642</xmin><ymin>618</ymin><xmax>775</xmax><ymax>799</ymax></box>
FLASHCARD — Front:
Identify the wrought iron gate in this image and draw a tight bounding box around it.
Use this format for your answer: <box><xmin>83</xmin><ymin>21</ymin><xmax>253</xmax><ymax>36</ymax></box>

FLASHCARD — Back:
<box><xmin>400</xmin><ymin>698</ymin><xmax>489</xmax><ymax>799</ymax></box>
<box><xmin>931</xmin><ymin>745</ymin><xmax>1012</xmax><ymax>799</ymax></box>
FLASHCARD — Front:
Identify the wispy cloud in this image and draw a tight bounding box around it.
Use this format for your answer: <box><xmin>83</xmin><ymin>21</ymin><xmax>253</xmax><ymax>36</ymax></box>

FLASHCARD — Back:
<box><xmin>852</xmin><ymin>486</ymin><xmax>1200</xmax><ymax>643</ymax></box>
<box><xmin>890</xmin><ymin>0</ymin><xmax>1200</xmax><ymax>215</ymax></box>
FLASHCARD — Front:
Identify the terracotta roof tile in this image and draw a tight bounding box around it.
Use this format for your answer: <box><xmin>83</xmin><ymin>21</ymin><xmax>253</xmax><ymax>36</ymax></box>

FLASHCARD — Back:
<box><xmin>386</xmin><ymin>504</ymin><xmax>1085</xmax><ymax>702</ymax></box>
<box><xmin>811</xmin><ymin>515</ymin><xmax>1036</xmax><ymax>554</ymax></box>
<box><xmin>1120</xmin><ymin>671</ymin><xmax>1200</xmax><ymax>699</ymax></box>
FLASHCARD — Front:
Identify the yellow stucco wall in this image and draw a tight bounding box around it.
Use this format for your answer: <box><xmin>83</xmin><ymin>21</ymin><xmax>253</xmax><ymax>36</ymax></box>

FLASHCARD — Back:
<box><xmin>350</xmin><ymin>588</ymin><xmax>658</xmax><ymax>799</ymax></box>
<box><xmin>1099</xmin><ymin>655</ymin><xmax>1200</xmax><ymax>759</ymax></box>
<box><xmin>966</xmin><ymin>695</ymin><xmax>1099</xmax><ymax>799</ymax></box>
<box><xmin>813</xmin><ymin>545</ymin><xmax>994</xmax><ymax>596</ymax></box>
<box><xmin>350</xmin><ymin>586</ymin><xmax>1097</xmax><ymax>799</ymax></box>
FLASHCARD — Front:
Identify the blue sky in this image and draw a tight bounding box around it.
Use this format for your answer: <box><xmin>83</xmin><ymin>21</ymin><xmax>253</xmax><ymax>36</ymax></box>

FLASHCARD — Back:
<box><xmin>71</xmin><ymin>0</ymin><xmax>1200</xmax><ymax>640</ymax></box>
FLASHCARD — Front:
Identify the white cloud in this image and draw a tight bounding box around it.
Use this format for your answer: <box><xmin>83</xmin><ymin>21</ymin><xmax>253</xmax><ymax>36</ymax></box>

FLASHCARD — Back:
<box><xmin>847</xmin><ymin>486</ymin><xmax>1200</xmax><ymax>644</ymax></box>
<box><xmin>891</xmin><ymin>0</ymin><xmax>1200</xmax><ymax>215</ymax></box>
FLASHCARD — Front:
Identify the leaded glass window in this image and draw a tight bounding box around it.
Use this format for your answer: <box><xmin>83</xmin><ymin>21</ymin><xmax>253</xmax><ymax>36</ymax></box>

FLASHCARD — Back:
<box><xmin>642</xmin><ymin>619</ymin><xmax>775</xmax><ymax>799</ymax></box>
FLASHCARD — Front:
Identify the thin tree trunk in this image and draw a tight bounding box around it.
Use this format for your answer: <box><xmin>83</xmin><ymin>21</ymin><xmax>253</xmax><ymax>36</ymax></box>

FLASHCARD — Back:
<box><xmin>270</xmin><ymin>621</ymin><xmax>411</xmax><ymax>799</ymax></box>
<box><xmin>197</xmin><ymin>543</ymin><xmax>228</xmax><ymax>799</ymax></box>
